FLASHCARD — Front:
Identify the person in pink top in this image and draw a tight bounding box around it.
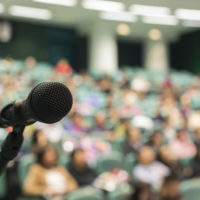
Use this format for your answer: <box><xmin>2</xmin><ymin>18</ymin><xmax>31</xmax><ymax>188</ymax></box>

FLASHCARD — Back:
<box><xmin>169</xmin><ymin>129</ymin><xmax>197</xmax><ymax>160</ymax></box>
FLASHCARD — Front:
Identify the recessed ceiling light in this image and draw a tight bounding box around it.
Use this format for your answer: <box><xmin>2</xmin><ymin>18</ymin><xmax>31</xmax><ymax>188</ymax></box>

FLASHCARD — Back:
<box><xmin>116</xmin><ymin>23</ymin><xmax>131</xmax><ymax>36</ymax></box>
<box><xmin>33</xmin><ymin>0</ymin><xmax>77</xmax><ymax>7</ymax></box>
<box><xmin>100</xmin><ymin>11</ymin><xmax>137</xmax><ymax>22</ymax></box>
<box><xmin>183</xmin><ymin>20</ymin><xmax>200</xmax><ymax>27</ymax></box>
<box><xmin>130</xmin><ymin>4</ymin><xmax>171</xmax><ymax>17</ymax></box>
<box><xmin>82</xmin><ymin>0</ymin><xmax>125</xmax><ymax>12</ymax></box>
<box><xmin>176</xmin><ymin>9</ymin><xmax>200</xmax><ymax>21</ymax></box>
<box><xmin>0</xmin><ymin>3</ymin><xmax>4</xmax><ymax>13</ymax></box>
<box><xmin>9</xmin><ymin>5</ymin><xmax>52</xmax><ymax>20</ymax></box>
<box><xmin>143</xmin><ymin>15</ymin><xmax>178</xmax><ymax>26</ymax></box>
<box><xmin>148</xmin><ymin>29</ymin><xmax>162</xmax><ymax>40</ymax></box>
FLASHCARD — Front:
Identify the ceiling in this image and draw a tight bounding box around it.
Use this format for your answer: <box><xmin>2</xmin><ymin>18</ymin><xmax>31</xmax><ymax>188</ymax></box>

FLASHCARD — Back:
<box><xmin>0</xmin><ymin>0</ymin><xmax>199</xmax><ymax>41</ymax></box>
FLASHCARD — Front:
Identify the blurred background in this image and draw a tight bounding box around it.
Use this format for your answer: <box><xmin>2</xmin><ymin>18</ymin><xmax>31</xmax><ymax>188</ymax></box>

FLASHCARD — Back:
<box><xmin>0</xmin><ymin>0</ymin><xmax>200</xmax><ymax>200</ymax></box>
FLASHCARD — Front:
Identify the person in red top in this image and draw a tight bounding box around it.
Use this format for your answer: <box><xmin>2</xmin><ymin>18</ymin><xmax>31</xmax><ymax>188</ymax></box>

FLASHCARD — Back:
<box><xmin>55</xmin><ymin>59</ymin><xmax>73</xmax><ymax>75</ymax></box>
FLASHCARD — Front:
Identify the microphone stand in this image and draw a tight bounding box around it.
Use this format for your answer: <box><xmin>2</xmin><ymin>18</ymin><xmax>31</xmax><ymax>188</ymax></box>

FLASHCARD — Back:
<box><xmin>0</xmin><ymin>125</ymin><xmax>25</xmax><ymax>175</ymax></box>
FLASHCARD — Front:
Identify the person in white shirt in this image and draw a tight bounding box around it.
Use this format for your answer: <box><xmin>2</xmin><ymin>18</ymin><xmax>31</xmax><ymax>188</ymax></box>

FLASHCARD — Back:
<box><xmin>133</xmin><ymin>146</ymin><xmax>170</xmax><ymax>186</ymax></box>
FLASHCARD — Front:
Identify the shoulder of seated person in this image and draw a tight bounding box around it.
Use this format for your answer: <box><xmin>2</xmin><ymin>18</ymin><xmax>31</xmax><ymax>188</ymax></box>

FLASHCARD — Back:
<box><xmin>30</xmin><ymin>163</ymin><xmax>47</xmax><ymax>171</ymax></box>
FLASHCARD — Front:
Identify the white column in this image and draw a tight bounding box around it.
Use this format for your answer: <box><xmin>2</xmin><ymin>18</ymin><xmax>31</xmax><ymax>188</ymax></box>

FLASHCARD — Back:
<box><xmin>88</xmin><ymin>23</ymin><xmax>118</xmax><ymax>75</ymax></box>
<box><xmin>144</xmin><ymin>39</ymin><xmax>169</xmax><ymax>72</ymax></box>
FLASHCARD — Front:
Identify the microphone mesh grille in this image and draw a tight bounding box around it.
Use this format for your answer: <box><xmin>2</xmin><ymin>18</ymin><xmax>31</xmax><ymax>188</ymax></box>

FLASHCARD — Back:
<box><xmin>30</xmin><ymin>82</ymin><xmax>73</xmax><ymax>123</ymax></box>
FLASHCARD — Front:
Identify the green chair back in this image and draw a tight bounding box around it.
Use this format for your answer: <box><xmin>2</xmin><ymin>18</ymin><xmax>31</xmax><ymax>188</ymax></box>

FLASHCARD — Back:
<box><xmin>66</xmin><ymin>187</ymin><xmax>104</xmax><ymax>200</ymax></box>
<box><xmin>180</xmin><ymin>179</ymin><xmax>200</xmax><ymax>200</ymax></box>
<box><xmin>96</xmin><ymin>151</ymin><xmax>123</xmax><ymax>174</ymax></box>
<box><xmin>18</xmin><ymin>154</ymin><xmax>36</xmax><ymax>186</ymax></box>
<box><xmin>107</xmin><ymin>183</ymin><xmax>133</xmax><ymax>200</ymax></box>
<box><xmin>0</xmin><ymin>172</ymin><xmax>6</xmax><ymax>198</ymax></box>
<box><xmin>123</xmin><ymin>153</ymin><xmax>137</xmax><ymax>178</ymax></box>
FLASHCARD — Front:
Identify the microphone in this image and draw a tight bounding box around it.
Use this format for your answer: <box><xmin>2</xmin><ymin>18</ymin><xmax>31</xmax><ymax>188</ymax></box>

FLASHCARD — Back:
<box><xmin>0</xmin><ymin>82</ymin><xmax>73</xmax><ymax>128</ymax></box>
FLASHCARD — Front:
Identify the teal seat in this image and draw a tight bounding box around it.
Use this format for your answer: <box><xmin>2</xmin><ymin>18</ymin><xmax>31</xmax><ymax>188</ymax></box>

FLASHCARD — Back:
<box><xmin>178</xmin><ymin>157</ymin><xmax>194</xmax><ymax>168</ymax></box>
<box><xmin>66</xmin><ymin>187</ymin><xmax>104</xmax><ymax>200</ymax></box>
<box><xmin>0</xmin><ymin>172</ymin><xmax>6</xmax><ymax>198</ymax></box>
<box><xmin>107</xmin><ymin>183</ymin><xmax>133</xmax><ymax>200</ymax></box>
<box><xmin>18</xmin><ymin>154</ymin><xmax>36</xmax><ymax>186</ymax></box>
<box><xmin>109</xmin><ymin>139</ymin><xmax>124</xmax><ymax>152</ymax></box>
<box><xmin>180</xmin><ymin>179</ymin><xmax>200</xmax><ymax>200</ymax></box>
<box><xmin>96</xmin><ymin>151</ymin><xmax>123</xmax><ymax>174</ymax></box>
<box><xmin>123</xmin><ymin>153</ymin><xmax>137</xmax><ymax>178</ymax></box>
<box><xmin>59</xmin><ymin>154</ymin><xmax>70</xmax><ymax>167</ymax></box>
<box><xmin>191</xmin><ymin>96</ymin><xmax>200</xmax><ymax>110</ymax></box>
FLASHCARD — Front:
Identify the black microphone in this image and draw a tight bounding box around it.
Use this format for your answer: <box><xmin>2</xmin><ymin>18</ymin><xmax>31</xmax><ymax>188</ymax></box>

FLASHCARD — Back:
<box><xmin>0</xmin><ymin>82</ymin><xmax>73</xmax><ymax>128</ymax></box>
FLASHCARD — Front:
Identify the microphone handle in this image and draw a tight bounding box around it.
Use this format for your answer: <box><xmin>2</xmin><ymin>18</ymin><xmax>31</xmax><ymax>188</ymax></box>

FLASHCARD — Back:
<box><xmin>0</xmin><ymin>126</ymin><xmax>25</xmax><ymax>175</ymax></box>
<box><xmin>0</xmin><ymin>101</ymin><xmax>35</xmax><ymax>128</ymax></box>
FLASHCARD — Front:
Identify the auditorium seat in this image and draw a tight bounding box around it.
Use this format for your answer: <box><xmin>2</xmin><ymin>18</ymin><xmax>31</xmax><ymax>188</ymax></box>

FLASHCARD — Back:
<box><xmin>66</xmin><ymin>187</ymin><xmax>104</xmax><ymax>200</ymax></box>
<box><xmin>96</xmin><ymin>151</ymin><xmax>123</xmax><ymax>174</ymax></box>
<box><xmin>123</xmin><ymin>153</ymin><xmax>137</xmax><ymax>178</ymax></box>
<box><xmin>0</xmin><ymin>172</ymin><xmax>6</xmax><ymax>199</ymax></box>
<box><xmin>180</xmin><ymin>178</ymin><xmax>200</xmax><ymax>200</ymax></box>
<box><xmin>107</xmin><ymin>183</ymin><xmax>133</xmax><ymax>200</ymax></box>
<box><xmin>18</xmin><ymin>154</ymin><xmax>36</xmax><ymax>186</ymax></box>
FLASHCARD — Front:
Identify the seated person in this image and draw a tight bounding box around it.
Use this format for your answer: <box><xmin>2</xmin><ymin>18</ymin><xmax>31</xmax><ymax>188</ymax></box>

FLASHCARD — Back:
<box><xmin>133</xmin><ymin>146</ymin><xmax>170</xmax><ymax>186</ymax></box>
<box><xmin>122</xmin><ymin>127</ymin><xmax>143</xmax><ymax>155</ymax></box>
<box><xmin>23</xmin><ymin>145</ymin><xmax>77</xmax><ymax>199</ymax></box>
<box><xmin>147</xmin><ymin>130</ymin><xmax>163</xmax><ymax>155</ymax></box>
<box><xmin>159</xmin><ymin>175</ymin><xmax>184</xmax><ymax>200</ymax></box>
<box><xmin>169</xmin><ymin>129</ymin><xmax>197</xmax><ymax>160</ymax></box>
<box><xmin>31</xmin><ymin>129</ymin><xmax>48</xmax><ymax>154</ymax></box>
<box><xmin>68</xmin><ymin>149</ymin><xmax>97</xmax><ymax>187</ymax></box>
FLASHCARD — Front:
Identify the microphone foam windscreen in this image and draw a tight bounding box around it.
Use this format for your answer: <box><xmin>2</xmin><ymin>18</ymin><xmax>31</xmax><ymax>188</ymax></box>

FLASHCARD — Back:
<box><xmin>29</xmin><ymin>82</ymin><xmax>73</xmax><ymax>123</ymax></box>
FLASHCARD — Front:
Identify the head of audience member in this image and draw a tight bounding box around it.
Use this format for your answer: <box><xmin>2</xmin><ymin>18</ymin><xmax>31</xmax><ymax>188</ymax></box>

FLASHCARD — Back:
<box><xmin>94</xmin><ymin>112</ymin><xmax>107</xmax><ymax>128</ymax></box>
<box><xmin>126</xmin><ymin>127</ymin><xmax>141</xmax><ymax>143</ymax></box>
<box><xmin>25</xmin><ymin>56</ymin><xmax>36</xmax><ymax>69</ymax></box>
<box><xmin>129</xmin><ymin>182</ymin><xmax>153</xmax><ymax>200</ymax></box>
<box><xmin>159</xmin><ymin>175</ymin><xmax>182</xmax><ymax>200</ymax></box>
<box><xmin>31</xmin><ymin>129</ymin><xmax>48</xmax><ymax>154</ymax></box>
<box><xmin>37</xmin><ymin>145</ymin><xmax>59</xmax><ymax>169</ymax></box>
<box><xmin>71</xmin><ymin>113</ymin><xmax>85</xmax><ymax>127</ymax></box>
<box><xmin>99</xmin><ymin>76</ymin><xmax>112</xmax><ymax>94</ymax></box>
<box><xmin>149</xmin><ymin>130</ymin><xmax>163</xmax><ymax>148</ymax></box>
<box><xmin>70</xmin><ymin>149</ymin><xmax>87</xmax><ymax>171</ymax></box>
<box><xmin>176</xmin><ymin>129</ymin><xmax>188</xmax><ymax>142</ymax></box>
<box><xmin>138</xmin><ymin>146</ymin><xmax>155</xmax><ymax>165</ymax></box>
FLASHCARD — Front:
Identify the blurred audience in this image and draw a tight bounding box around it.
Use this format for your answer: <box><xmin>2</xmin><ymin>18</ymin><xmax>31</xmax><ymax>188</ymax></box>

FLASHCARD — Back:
<box><xmin>0</xmin><ymin>56</ymin><xmax>200</xmax><ymax>199</ymax></box>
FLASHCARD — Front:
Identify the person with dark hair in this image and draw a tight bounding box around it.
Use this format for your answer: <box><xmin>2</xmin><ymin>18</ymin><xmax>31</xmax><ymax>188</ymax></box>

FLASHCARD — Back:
<box><xmin>68</xmin><ymin>149</ymin><xmax>97</xmax><ymax>187</ymax></box>
<box><xmin>31</xmin><ymin>129</ymin><xmax>48</xmax><ymax>154</ymax></box>
<box><xmin>148</xmin><ymin>130</ymin><xmax>163</xmax><ymax>155</ymax></box>
<box><xmin>129</xmin><ymin>182</ymin><xmax>157</xmax><ymax>200</ymax></box>
<box><xmin>122</xmin><ymin>127</ymin><xmax>143</xmax><ymax>155</ymax></box>
<box><xmin>23</xmin><ymin>145</ymin><xmax>77</xmax><ymax>199</ymax></box>
<box><xmin>159</xmin><ymin>175</ymin><xmax>184</xmax><ymax>200</ymax></box>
